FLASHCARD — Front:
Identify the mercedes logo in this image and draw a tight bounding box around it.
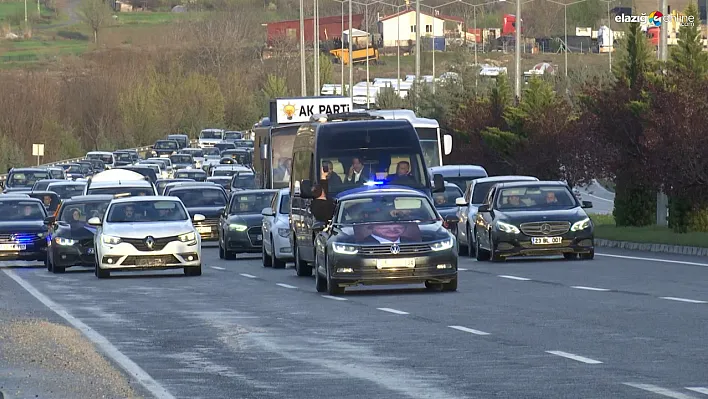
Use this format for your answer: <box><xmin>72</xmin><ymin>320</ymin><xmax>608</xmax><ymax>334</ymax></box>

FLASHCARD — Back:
<box><xmin>145</xmin><ymin>236</ymin><xmax>155</xmax><ymax>249</ymax></box>
<box><xmin>540</xmin><ymin>224</ymin><xmax>552</xmax><ymax>235</ymax></box>
<box><xmin>390</xmin><ymin>244</ymin><xmax>400</xmax><ymax>255</ymax></box>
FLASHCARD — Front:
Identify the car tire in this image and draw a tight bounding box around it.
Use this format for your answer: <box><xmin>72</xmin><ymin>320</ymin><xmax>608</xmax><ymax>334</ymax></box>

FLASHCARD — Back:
<box><xmin>262</xmin><ymin>242</ymin><xmax>272</xmax><ymax>267</ymax></box>
<box><xmin>46</xmin><ymin>253</ymin><xmax>52</xmax><ymax>272</ymax></box>
<box><xmin>294</xmin><ymin>245</ymin><xmax>312</xmax><ymax>277</ymax></box>
<box><xmin>315</xmin><ymin>254</ymin><xmax>327</xmax><ymax>293</ymax></box>
<box><xmin>218</xmin><ymin>238</ymin><xmax>225</xmax><ymax>259</ymax></box>
<box><xmin>580</xmin><ymin>250</ymin><xmax>594</xmax><ymax>260</ymax></box>
<box><xmin>224</xmin><ymin>245</ymin><xmax>236</xmax><ymax>260</ymax></box>
<box><xmin>489</xmin><ymin>234</ymin><xmax>504</xmax><ymax>262</ymax></box>
<box><xmin>475</xmin><ymin>232</ymin><xmax>490</xmax><ymax>261</ymax></box>
<box><xmin>326</xmin><ymin>262</ymin><xmax>344</xmax><ymax>295</ymax></box>
<box><xmin>95</xmin><ymin>265</ymin><xmax>110</xmax><ymax>279</ymax></box>
<box><xmin>272</xmin><ymin>240</ymin><xmax>286</xmax><ymax>269</ymax></box>
<box><xmin>184</xmin><ymin>265</ymin><xmax>202</xmax><ymax>276</ymax></box>
<box><xmin>52</xmin><ymin>263</ymin><xmax>65</xmax><ymax>274</ymax></box>
<box><xmin>441</xmin><ymin>277</ymin><xmax>458</xmax><ymax>292</ymax></box>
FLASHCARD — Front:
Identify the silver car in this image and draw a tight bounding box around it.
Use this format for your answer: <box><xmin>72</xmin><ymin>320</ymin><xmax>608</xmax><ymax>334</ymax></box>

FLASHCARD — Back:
<box><xmin>89</xmin><ymin>196</ymin><xmax>204</xmax><ymax>278</ymax></box>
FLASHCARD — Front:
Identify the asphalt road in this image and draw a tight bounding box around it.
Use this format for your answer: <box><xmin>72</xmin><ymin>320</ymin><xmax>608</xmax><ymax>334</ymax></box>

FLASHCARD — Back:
<box><xmin>1</xmin><ymin>243</ymin><xmax>707</xmax><ymax>399</ymax></box>
<box><xmin>577</xmin><ymin>179</ymin><xmax>615</xmax><ymax>215</ymax></box>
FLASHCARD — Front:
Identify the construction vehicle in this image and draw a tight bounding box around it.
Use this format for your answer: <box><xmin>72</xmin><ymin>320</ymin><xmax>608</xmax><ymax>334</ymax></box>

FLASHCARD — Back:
<box><xmin>330</xmin><ymin>47</ymin><xmax>379</xmax><ymax>65</ymax></box>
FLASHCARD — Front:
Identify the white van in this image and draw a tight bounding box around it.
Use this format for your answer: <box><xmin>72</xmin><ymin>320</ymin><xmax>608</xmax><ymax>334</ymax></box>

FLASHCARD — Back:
<box><xmin>86</xmin><ymin>151</ymin><xmax>116</xmax><ymax>169</ymax></box>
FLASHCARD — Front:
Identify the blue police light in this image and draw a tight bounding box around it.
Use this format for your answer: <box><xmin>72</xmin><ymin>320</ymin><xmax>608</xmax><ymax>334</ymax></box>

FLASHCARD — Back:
<box><xmin>363</xmin><ymin>180</ymin><xmax>384</xmax><ymax>186</ymax></box>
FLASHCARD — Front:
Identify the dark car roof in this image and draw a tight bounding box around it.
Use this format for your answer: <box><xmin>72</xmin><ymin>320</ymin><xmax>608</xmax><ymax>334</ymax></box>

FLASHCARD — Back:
<box><xmin>429</xmin><ymin>165</ymin><xmax>487</xmax><ymax>177</ymax></box>
<box><xmin>10</xmin><ymin>168</ymin><xmax>50</xmax><ymax>173</ymax></box>
<box><xmin>0</xmin><ymin>197</ymin><xmax>44</xmax><ymax>204</ymax></box>
<box><xmin>230</xmin><ymin>189</ymin><xmax>277</xmax><ymax>197</ymax></box>
<box><xmin>338</xmin><ymin>187</ymin><xmax>429</xmax><ymax>202</ymax></box>
<box><xmin>61</xmin><ymin>195</ymin><xmax>114</xmax><ymax>203</ymax></box>
<box><xmin>495</xmin><ymin>180</ymin><xmax>568</xmax><ymax>189</ymax></box>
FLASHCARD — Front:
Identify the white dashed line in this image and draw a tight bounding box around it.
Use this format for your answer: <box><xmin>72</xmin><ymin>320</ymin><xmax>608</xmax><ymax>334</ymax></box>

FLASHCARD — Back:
<box><xmin>448</xmin><ymin>325</ymin><xmax>490</xmax><ymax>336</ymax></box>
<box><xmin>623</xmin><ymin>383</ymin><xmax>696</xmax><ymax>399</ymax></box>
<box><xmin>686</xmin><ymin>387</ymin><xmax>708</xmax><ymax>395</ymax></box>
<box><xmin>546</xmin><ymin>351</ymin><xmax>602</xmax><ymax>364</ymax></box>
<box><xmin>239</xmin><ymin>273</ymin><xmax>257</xmax><ymax>279</ymax></box>
<box><xmin>210</xmin><ymin>266</ymin><xmax>226</xmax><ymax>271</ymax></box>
<box><xmin>585</xmin><ymin>193</ymin><xmax>614</xmax><ymax>203</ymax></box>
<box><xmin>571</xmin><ymin>286</ymin><xmax>610</xmax><ymax>292</ymax></box>
<box><xmin>321</xmin><ymin>295</ymin><xmax>348</xmax><ymax>301</ymax></box>
<box><xmin>596</xmin><ymin>253</ymin><xmax>708</xmax><ymax>267</ymax></box>
<box><xmin>458</xmin><ymin>268</ymin><xmax>468</xmax><ymax>271</ymax></box>
<box><xmin>498</xmin><ymin>275</ymin><xmax>531</xmax><ymax>281</ymax></box>
<box><xmin>2</xmin><ymin>269</ymin><xmax>176</xmax><ymax>399</ymax></box>
<box><xmin>377</xmin><ymin>308</ymin><xmax>409</xmax><ymax>315</ymax></box>
<box><xmin>660</xmin><ymin>297</ymin><xmax>707</xmax><ymax>304</ymax></box>
<box><xmin>276</xmin><ymin>283</ymin><xmax>298</xmax><ymax>289</ymax></box>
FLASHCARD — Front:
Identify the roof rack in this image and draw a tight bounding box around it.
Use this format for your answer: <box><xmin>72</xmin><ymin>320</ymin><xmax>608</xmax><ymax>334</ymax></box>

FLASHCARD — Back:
<box><xmin>309</xmin><ymin>112</ymin><xmax>384</xmax><ymax>123</ymax></box>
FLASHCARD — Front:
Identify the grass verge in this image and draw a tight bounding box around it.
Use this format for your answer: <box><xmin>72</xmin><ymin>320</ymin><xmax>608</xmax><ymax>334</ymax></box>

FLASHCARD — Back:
<box><xmin>590</xmin><ymin>214</ymin><xmax>708</xmax><ymax>248</ymax></box>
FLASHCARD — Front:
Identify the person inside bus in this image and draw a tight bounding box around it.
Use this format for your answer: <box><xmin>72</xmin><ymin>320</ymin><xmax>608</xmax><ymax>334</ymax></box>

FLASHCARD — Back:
<box><xmin>345</xmin><ymin>156</ymin><xmax>368</xmax><ymax>185</ymax></box>
<box><xmin>274</xmin><ymin>157</ymin><xmax>291</xmax><ymax>182</ymax></box>
<box><xmin>389</xmin><ymin>161</ymin><xmax>416</xmax><ymax>186</ymax></box>
<box><xmin>310</xmin><ymin>180</ymin><xmax>335</xmax><ymax>223</ymax></box>
<box><xmin>321</xmin><ymin>160</ymin><xmax>342</xmax><ymax>186</ymax></box>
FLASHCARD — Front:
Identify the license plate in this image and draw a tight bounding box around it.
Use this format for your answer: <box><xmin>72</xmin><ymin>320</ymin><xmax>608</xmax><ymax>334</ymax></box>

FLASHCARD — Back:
<box><xmin>86</xmin><ymin>248</ymin><xmax>94</xmax><ymax>255</ymax></box>
<box><xmin>256</xmin><ymin>234</ymin><xmax>262</xmax><ymax>240</ymax></box>
<box><xmin>531</xmin><ymin>237</ymin><xmax>562</xmax><ymax>245</ymax></box>
<box><xmin>0</xmin><ymin>244</ymin><xmax>26</xmax><ymax>251</ymax></box>
<box><xmin>136</xmin><ymin>258</ymin><xmax>165</xmax><ymax>267</ymax></box>
<box><xmin>196</xmin><ymin>226</ymin><xmax>211</xmax><ymax>234</ymax></box>
<box><xmin>376</xmin><ymin>258</ymin><xmax>415</xmax><ymax>269</ymax></box>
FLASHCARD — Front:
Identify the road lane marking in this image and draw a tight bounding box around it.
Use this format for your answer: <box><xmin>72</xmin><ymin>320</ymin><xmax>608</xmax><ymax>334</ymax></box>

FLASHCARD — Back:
<box><xmin>210</xmin><ymin>266</ymin><xmax>225</xmax><ymax>271</ymax></box>
<box><xmin>571</xmin><ymin>286</ymin><xmax>610</xmax><ymax>292</ymax></box>
<box><xmin>596</xmin><ymin>253</ymin><xmax>708</xmax><ymax>268</ymax></box>
<box><xmin>448</xmin><ymin>325</ymin><xmax>490</xmax><ymax>336</ymax></box>
<box><xmin>623</xmin><ymin>383</ymin><xmax>697</xmax><ymax>399</ymax></box>
<box><xmin>377</xmin><ymin>308</ymin><xmax>409</xmax><ymax>315</ymax></box>
<box><xmin>498</xmin><ymin>275</ymin><xmax>531</xmax><ymax>281</ymax></box>
<box><xmin>585</xmin><ymin>192</ymin><xmax>614</xmax><ymax>203</ymax></box>
<box><xmin>686</xmin><ymin>387</ymin><xmax>708</xmax><ymax>395</ymax></box>
<box><xmin>239</xmin><ymin>273</ymin><xmax>257</xmax><ymax>278</ymax></box>
<box><xmin>321</xmin><ymin>295</ymin><xmax>348</xmax><ymax>301</ymax></box>
<box><xmin>660</xmin><ymin>297</ymin><xmax>707</xmax><ymax>304</ymax></box>
<box><xmin>545</xmin><ymin>351</ymin><xmax>602</xmax><ymax>364</ymax></box>
<box><xmin>2</xmin><ymin>269</ymin><xmax>176</xmax><ymax>399</ymax></box>
<box><xmin>458</xmin><ymin>268</ymin><xmax>468</xmax><ymax>271</ymax></box>
<box><xmin>276</xmin><ymin>283</ymin><xmax>298</xmax><ymax>289</ymax></box>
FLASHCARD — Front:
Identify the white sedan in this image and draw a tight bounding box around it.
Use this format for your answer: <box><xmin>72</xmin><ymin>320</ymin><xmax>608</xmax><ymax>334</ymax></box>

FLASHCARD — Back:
<box><xmin>261</xmin><ymin>188</ymin><xmax>292</xmax><ymax>268</ymax></box>
<box><xmin>89</xmin><ymin>196</ymin><xmax>204</xmax><ymax>278</ymax></box>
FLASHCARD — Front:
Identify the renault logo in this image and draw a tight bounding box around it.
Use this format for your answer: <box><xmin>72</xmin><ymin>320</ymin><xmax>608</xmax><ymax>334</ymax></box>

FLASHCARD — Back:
<box><xmin>390</xmin><ymin>244</ymin><xmax>400</xmax><ymax>255</ymax></box>
<box><xmin>540</xmin><ymin>224</ymin><xmax>552</xmax><ymax>235</ymax></box>
<box><xmin>145</xmin><ymin>236</ymin><xmax>155</xmax><ymax>249</ymax></box>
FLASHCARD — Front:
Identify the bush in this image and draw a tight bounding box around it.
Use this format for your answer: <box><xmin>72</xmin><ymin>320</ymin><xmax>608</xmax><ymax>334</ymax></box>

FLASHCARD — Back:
<box><xmin>613</xmin><ymin>182</ymin><xmax>656</xmax><ymax>227</ymax></box>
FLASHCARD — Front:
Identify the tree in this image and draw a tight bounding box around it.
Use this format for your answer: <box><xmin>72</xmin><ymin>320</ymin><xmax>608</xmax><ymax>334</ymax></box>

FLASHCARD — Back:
<box><xmin>669</xmin><ymin>2</ymin><xmax>708</xmax><ymax>79</ymax></box>
<box><xmin>76</xmin><ymin>0</ymin><xmax>112</xmax><ymax>43</ymax></box>
<box><xmin>613</xmin><ymin>21</ymin><xmax>655</xmax><ymax>90</ymax></box>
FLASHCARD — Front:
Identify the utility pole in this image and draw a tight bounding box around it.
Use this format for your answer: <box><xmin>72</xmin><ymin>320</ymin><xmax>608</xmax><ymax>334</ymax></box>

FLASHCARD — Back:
<box><xmin>659</xmin><ymin>0</ymin><xmax>668</xmax><ymax>61</ymax></box>
<box><xmin>313</xmin><ymin>0</ymin><xmax>319</xmax><ymax>96</ymax></box>
<box><xmin>341</xmin><ymin>1</ymin><xmax>344</xmax><ymax>96</ymax></box>
<box><xmin>514</xmin><ymin>0</ymin><xmax>521</xmax><ymax>100</ymax></box>
<box><xmin>24</xmin><ymin>0</ymin><xmax>28</xmax><ymax>23</ymax></box>
<box><xmin>349</xmin><ymin>0</ymin><xmax>353</xmax><ymax>103</ymax></box>
<box><xmin>316</xmin><ymin>0</ymin><xmax>321</xmax><ymax>95</ymax></box>
<box><xmin>415</xmin><ymin>0</ymin><xmax>421</xmax><ymax>82</ymax></box>
<box><xmin>366</xmin><ymin>1</ymin><xmax>370</xmax><ymax>107</ymax></box>
<box><xmin>300</xmin><ymin>0</ymin><xmax>307</xmax><ymax>96</ymax></box>
<box><xmin>564</xmin><ymin>5</ymin><xmax>568</xmax><ymax>76</ymax></box>
<box><xmin>607</xmin><ymin>0</ymin><xmax>612</xmax><ymax>72</ymax></box>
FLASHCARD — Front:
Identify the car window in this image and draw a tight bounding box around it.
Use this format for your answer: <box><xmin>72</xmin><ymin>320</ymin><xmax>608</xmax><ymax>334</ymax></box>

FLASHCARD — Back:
<box><xmin>8</xmin><ymin>171</ymin><xmax>51</xmax><ymax>188</ymax></box>
<box><xmin>337</xmin><ymin>195</ymin><xmax>436</xmax><ymax>224</ymax></box>
<box><xmin>60</xmin><ymin>201</ymin><xmax>110</xmax><ymax>223</ymax></box>
<box><xmin>170</xmin><ymin>155</ymin><xmax>193</xmax><ymax>164</ymax></box>
<box><xmin>107</xmin><ymin>200</ymin><xmax>188</xmax><ymax>223</ymax></box>
<box><xmin>183</xmin><ymin>149</ymin><xmax>204</xmax><ymax>157</ymax></box>
<box><xmin>213</xmin><ymin>169</ymin><xmax>237</xmax><ymax>177</ymax></box>
<box><xmin>155</xmin><ymin>141</ymin><xmax>178</xmax><ymax>150</ymax></box>
<box><xmin>49</xmin><ymin>169</ymin><xmax>65</xmax><ymax>179</ymax></box>
<box><xmin>200</xmin><ymin>131</ymin><xmax>223</xmax><ymax>140</ymax></box>
<box><xmin>496</xmin><ymin>186</ymin><xmax>576</xmax><ymax>210</ymax></box>
<box><xmin>171</xmin><ymin>189</ymin><xmax>226</xmax><ymax>207</ymax></box>
<box><xmin>432</xmin><ymin>186</ymin><xmax>463</xmax><ymax>208</ymax></box>
<box><xmin>229</xmin><ymin>193</ymin><xmax>274</xmax><ymax>214</ymax></box>
<box><xmin>472</xmin><ymin>181</ymin><xmax>501</xmax><ymax>204</ymax></box>
<box><xmin>115</xmin><ymin>153</ymin><xmax>133</xmax><ymax>162</ymax></box>
<box><xmin>48</xmin><ymin>184</ymin><xmax>86</xmax><ymax>199</ymax></box>
<box><xmin>203</xmin><ymin>148</ymin><xmax>220</xmax><ymax>156</ymax></box>
<box><xmin>279</xmin><ymin>194</ymin><xmax>290</xmax><ymax>214</ymax></box>
<box><xmin>0</xmin><ymin>201</ymin><xmax>45</xmax><ymax>221</ymax></box>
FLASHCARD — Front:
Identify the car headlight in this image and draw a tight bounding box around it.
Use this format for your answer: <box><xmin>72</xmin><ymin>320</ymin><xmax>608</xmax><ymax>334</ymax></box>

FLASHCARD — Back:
<box><xmin>571</xmin><ymin>217</ymin><xmax>591</xmax><ymax>232</ymax></box>
<box><xmin>178</xmin><ymin>232</ymin><xmax>196</xmax><ymax>242</ymax></box>
<box><xmin>36</xmin><ymin>232</ymin><xmax>45</xmax><ymax>238</ymax></box>
<box><xmin>430</xmin><ymin>237</ymin><xmax>454</xmax><ymax>251</ymax></box>
<box><xmin>161</xmin><ymin>172</ymin><xmax>169</xmax><ymax>179</ymax></box>
<box><xmin>277</xmin><ymin>228</ymin><xmax>290</xmax><ymax>238</ymax></box>
<box><xmin>101</xmin><ymin>235</ymin><xmax>122</xmax><ymax>245</ymax></box>
<box><xmin>332</xmin><ymin>243</ymin><xmax>358</xmax><ymax>255</ymax></box>
<box><xmin>229</xmin><ymin>224</ymin><xmax>248</xmax><ymax>232</ymax></box>
<box><xmin>54</xmin><ymin>237</ymin><xmax>77</xmax><ymax>246</ymax></box>
<box><xmin>496</xmin><ymin>221</ymin><xmax>520</xmax><ymax>234</ymax></box>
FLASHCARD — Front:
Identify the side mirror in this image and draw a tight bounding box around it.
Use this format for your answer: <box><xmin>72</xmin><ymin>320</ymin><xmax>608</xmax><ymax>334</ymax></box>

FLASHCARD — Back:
<box><xmin>478</xmin><ymin>204</ymin><xmax>490</xmax><ymax>213</ymax></box>
<box><xmin>87</xmin><ymin>217</ymin><xmax>102</xmax><ymax>226</ymax></box>
<box><xmin>300</xmin><ymin>179</ymin><xmax>313</xmax><ymax>199</ymax></box>
<box><xmin>444</xmin><ymin>215</ymin><xmax>459</xmax><ymax>224</ymax></box>
<box><xmin>455</xmin><ymin>197</ymin><xmax>466</xmax><ymax>207</ymax></box>
<box><xmin>44</xmin><ymin>216</ymin><xmax>56</xmax><ymax>225</ymax></box>
<box><xmin>193</xmin><ymin>214</ymin><xmax>206</xmax><ymax>222</ymax></box>
<box><xmin>432</xmin><ymin>174</ymin><xmax>445</xmax><ymax>193</ymax></box>
<box><xmin>260</xmin><ymin>144</ymin><xmax>268</xmax><ymax>160</ymax></box>
<box><xmin>443</xmin><ymin>134</ymin><xmax>453</xmax><ymax>155</ymax></box>
<box><xmin>261</xmin><ymin>207</ymin><xmax>275</xmax><ymax>217</ymax></box>
<box><xmin>582</xmin><ymin>201</ymin><xmax>593</xmax><ymax>209</ymax></box>
<box><xmin>312</xmin><ymin>221</ymin><xmax>326</xmax><ymax>232</ymax></box>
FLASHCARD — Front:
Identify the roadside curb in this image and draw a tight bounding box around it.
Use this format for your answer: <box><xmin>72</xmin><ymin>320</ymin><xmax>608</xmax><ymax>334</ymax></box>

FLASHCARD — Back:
<box><xmin>595</xmin><ymin>239</ymin><xmax>708</xmax><ymax>257</ymax></box>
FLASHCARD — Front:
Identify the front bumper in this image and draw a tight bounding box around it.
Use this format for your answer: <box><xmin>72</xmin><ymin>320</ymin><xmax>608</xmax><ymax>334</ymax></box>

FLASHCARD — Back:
<box><xmin>492</xmin><ymin>230</ymin><xmax>594</xmax><ymax>258</ymax></box>
<box><xmin>51</xmin><ymin>241</ymin><xmax>95</xmax><ymax>267</ymax></box>
<box><xmin>328</xmin><ymin>251</ymin><xmax>457</xmax><ymax>286</ymax></box>
<box><xmin>224</xmin><ymin>227</ymin><xmax>262</xmax><ymax>253</ymax></box>
<box><xmin>0</xmin><ymin>239</ymin><xmax>47</xmax><ymax>261</ymax></box>
<box><xmin>194</xmin><ymin>220</ymin><xmax>219</xmax><ymax>241</ymax></box>
<box><xmin>97</xmin><ymin>240</ymin><xmax>201</xmax><ymax>271</ymax></box>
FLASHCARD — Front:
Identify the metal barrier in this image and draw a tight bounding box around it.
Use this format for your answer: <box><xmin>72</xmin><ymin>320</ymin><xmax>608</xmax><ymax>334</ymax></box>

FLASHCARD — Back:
<box><xmin>0</xmin><ymin>139</ymin><xmax>198</xmax><ymax>182</ymax></box>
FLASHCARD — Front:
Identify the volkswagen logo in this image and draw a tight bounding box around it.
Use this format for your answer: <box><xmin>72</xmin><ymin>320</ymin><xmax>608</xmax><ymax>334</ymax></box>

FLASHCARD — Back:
<box><xmin>145</xmin><ymin>236</ymin><xmax>155</xmax><ymax>250</ymax></box>
<box><xmin>390</xmin><ymin>244</ymin><xmax>400</xmax><ymax>255</ymax></box>
<box><xmin>540</xmin><ymin>224</ymin><xmax>552</xmax><ymax>235</ymax></box>
<box><xmin>9</xmin><ymin>234</ymin><xmax>16</xmax><ymax>241</ymax></box>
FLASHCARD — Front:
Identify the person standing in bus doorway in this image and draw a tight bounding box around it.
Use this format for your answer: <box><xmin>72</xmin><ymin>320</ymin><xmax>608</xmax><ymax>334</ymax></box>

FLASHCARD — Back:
<box><xmin>274</xmin><ymin>157</ymin><xmax>291</xmax><ymax>182</ymax></box>
<box><xmin>345</xmin><ymin>157</ymin><xmax>367</xmax><ymax>185</ymax></box>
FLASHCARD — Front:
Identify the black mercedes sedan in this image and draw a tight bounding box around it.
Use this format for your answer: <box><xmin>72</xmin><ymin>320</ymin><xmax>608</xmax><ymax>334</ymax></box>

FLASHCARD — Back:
<box><xmin>474</xmin><ymin>181</ymin><xmax>595</xmax><ymax>262</ymax></box>
<box><xmin>0</xmin><ymin>197</ymin><xmax>49</xmax><ymax>262</ymax></box>
<box><xmin>45</xmin><ymin>195</ymin><xmax>113</xmax><ymax>273</ymax></box>
<box><xmin>218</xmin><ymin>189</ymin><xmax>277</xmax><ymax>259</ymax></box>
<box><xmin>167</xmin><ymin>184</ymin><xmax>228</xmax><ymax>241</ymax></box>
<box><xmin>314</xmin><ymin>188</ymin><xmax>459</xmax><ymax>295</ymax></box>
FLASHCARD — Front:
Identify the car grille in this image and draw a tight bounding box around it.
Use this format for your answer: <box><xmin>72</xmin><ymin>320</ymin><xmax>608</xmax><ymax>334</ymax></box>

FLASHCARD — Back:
<box><xmin>358</xmin><ymin>244</ymin><xmax>432</xmax><ymax>256</ymax></box>
<box><xmin>121</xmin><ymin>236</ymin><xmax>178</xmax><ymax>251</ymax></box>
<box><xmin>519</xmin><ymin>221</ymin><xmax>571</xmax><ymax>236</ymax></box>
<box><xmin>0</xmin><ymin>233</ymin><xmax>42</xmax><ymax>244</ymax></box>
<box><xmin>356</xmin><ymin>264</ymin><xmax>445</xmax><ymax>278</ymax></box>
<box><xmin>79</xmin><ymin>238</ymin><xmax>94</xmax><ymax>247</ymax></box>
<box><xmin>248</xmin><ymin>227</ymin><xmax>262</xmax><ymax>245</ymax></box>
<box><xmin>122</xmin><ymin>254</ymin><xmax>179</xmax><ymax>266</ymax></box>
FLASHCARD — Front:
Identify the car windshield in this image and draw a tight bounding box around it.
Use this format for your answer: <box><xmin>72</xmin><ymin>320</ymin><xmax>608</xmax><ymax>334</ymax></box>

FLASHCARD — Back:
<box><xmin>32</xmin><ymin>180</ymin><xmax>57</xmax><ymax>191</ymax></box>
<box><xmin>204</xmin><ymin>148</ymin><xmax>220</xmax><ymax>156</ymax></box>
<box><xmin>432</xmin><ymin>186</ymin><xmax>463</xmax><ymax>208</ymax></box>
<box><xmin>60</xmin><ymin>201</ymin><xmax>110</xmax><ymax>223</ymax></box>
<box><xmin>115</xmin><ymin>153</ymin><xmax>132</xmax><ymax>162</ymax></box>
<box><xmin>234</xmin><ymin>140</ymin><xmax>254</xmax><ymax>148</ymax></box>
<box><xmin>48</xmin><ymin>169</ymin><xmax>64</xmax><ymax>179</ymax></box>
<box><xmin>207</xmin><ymin>178</ymin><xmax>230</xmax><ymax>189</ymax></box>
<box><xmin>48</xmin><ymin>184</ymin><xmax>86</xmax><ymax>199</ymax></box>
<box><xmin>200</xmin><ymin>131</ymin><xmax>223</xmax><ymax>140</ymax></box>
<box><xmin>88</xmin><ymin>154</ymin><xmax>113</xmax><ymax>164</ymax></box>
<box><xmin>170</xmin><ymin>155</ymin><xmax>193</xmax><ymax>164</ymax></box>
<box><xmin>174</xmin><ymin>172</ymin><xmax>206</xmax><ymax>181</ymax></box>
<box><xmin>171</xmin><ymin>188</ymin><xmax>226</xmax><ymax>207</ymax></box>
<box><xmin>183</xmin><ymin>149</ymin><xmax>204</xmax><ymax>157</ymax></box>
<box><xmin>213</xmin><ymin>169</ymin><xmax>238</xmax><ymax>177</ymax></box>
<box><xmin>445</xmin><ymin>175</ymin><xmax>487</xmax><ymax>192</ymax></box>
<box><xmin>337</xmin><ymin>195</ymin><xmax>437</xmax><ymax>224</ymax></box>
<box><xmin>224</xmin><ymin>132</ymin><xmax>242</xmax><ymax>140</ymax></box>
<box><xmin>88</xmin><ymin>187</ymin><xmax>154</xmax><ymax>197</ymax></box>
<box><xmin>472</xmin><ymin>181</ymin><xmax>500</xmax><ymax>204</ymax></box>
<box><xmin>279</xmin><ymin>194</ymin><xmax>290</xmax><ymax>214</ymax></box>
<box><xmin>155</xmin><ymin>141</ymin><xmax>178</xmax><ymax>150</ymax></box>
<box><xmin>229</xmin><ymin>192</ymin><xmax>274</xmax><ymax>214</ymax></box>
<box><xmin>0</xmin><ymin>201</ymin><xmax>45</xmax><ymax>221</ymax></box>
<box><xmin>215</xmin><ymin>143</ymin><xmax>235</xmax><ymax>151</ymax></box>
<box><xmin>107</xmin><ymin>200</ymin><xmax>188</xmax><ymax>223</ymax></box>
<box><xmin>496</xmin><ymin>186</ymin><xmax>577</xmax><ymax>210</ymax></box>
<box><xmin>8</xmin><ymin>171</ymin><xmax>51</xmax><ymax>188</ymax></box>
<box><xmin>232</xmin><ymin>174</ymin><xmax>256</xmax><ymax>189</ymax></box>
